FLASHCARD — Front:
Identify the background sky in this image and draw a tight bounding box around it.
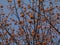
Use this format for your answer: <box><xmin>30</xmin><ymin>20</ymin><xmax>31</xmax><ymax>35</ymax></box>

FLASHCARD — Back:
<box><xmin>0</xmin><ymin>0</ymin><xmax>60</xmax><ymax>45</ymax></box>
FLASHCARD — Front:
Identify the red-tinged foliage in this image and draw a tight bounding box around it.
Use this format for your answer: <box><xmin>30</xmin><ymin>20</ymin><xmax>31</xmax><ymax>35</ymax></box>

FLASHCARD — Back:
<box><xmin>0</xmin><ymin>0</ymin><xmax>60</xmax><ymax>45</ymax></box>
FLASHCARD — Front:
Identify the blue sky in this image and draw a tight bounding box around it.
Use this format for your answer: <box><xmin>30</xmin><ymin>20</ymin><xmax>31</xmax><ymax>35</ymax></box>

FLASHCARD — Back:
<box><xmin>0</xmin><ymin>0</ymin><xmax>60</xmax><ymax>45</ymax></box>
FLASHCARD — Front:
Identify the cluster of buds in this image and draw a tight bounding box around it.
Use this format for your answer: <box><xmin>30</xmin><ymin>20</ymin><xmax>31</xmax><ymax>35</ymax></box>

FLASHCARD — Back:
<box><xmin>8</xmin><ymin>0</ymin><xmax>12</xmax><ymax>2</ymax></box>
<box><xmin>0</xmin><ymin>4</ymin><xmax>3</xmax><ymax>8</ymax></box>
<box><xmin>35</xmin><ymin>42</ymin><xmax>41</xmax><ymax>45</ymax></box>
<box><xmin>17</xmin><ymin>0</ymin><xmax>21</xmax><ymax>7</ymax></box>
<box><xmin>28</xmin><ymin>4</ymin><xmax>31</xmax><ymax>9</ymax></box>
<box><xmin>26</xmin><ymin>11</ymin><xmax>29</xmax><ymax>15</ymax></box>
<box><xmin>19</xmin><ymin>20</ymin><xmax>24</xmax><ymax>25</ymax></box>
<box><xmin>39</xmin><ymin>0</ymin><xmax>44</xmax><ymax>2</ymax></box>
<box><xmin>30</xmin><ymin>13</ymin><xmax>34</xmax><ymax>19</ymax></box>
<box><xmin>42</xmin><ymin>17</ymin><xmax>46</xmax><ymax>22</ymax></box>
<box><xmin>6</xmin><ymin>39</ymin><xmax>9</xmax><ymax>44</ymax></box>
<box><xmin>19</xmin><ymin>28</ymin><xmax>24</xmax><ymax>36</ymax></box>
<box><xmin>37</xmin><ymin>14</ymin><xmax>41</xmax><ymax>17</ymax></box>
<box><xmin>28</xmin><ymin>20</ymin><xmax>33</xmax><ymax>24</ymax></box>
<box><xmin>23</xmin><ymin>7</ymin><xmax>26</xmax><ymax>12</ymax></box>
<box><xmin>36</xmin><ymin>34</ymin><xmax>40</xmax><ymax>40</ymax></box>
<box><xmin>35</xmin><ymin>19</ymin><xmax>38</xmax><ymax>23</ymax></box>
<box><xmin>36</xmin><ymin>25</ymin><xmax>41</xmax><ymax>29</ymax></box>
<box><xmin>31</xmin><ymin>30</ymin><xmax>35</xmax><ymax>36</ymax></box>
<box><xmin>20</xmin><ymin>12</ymin><xmax>24</xmax><ymax>17</ymax></box>
<box><xmin>42</xmin><ymin>42</ymin><xmax>47</xmax><ymax>45</ymax></box>
<box><xmin>17</xmin><ymin>0</ymin><xmax>21</xmax><ymax>4</ymax></box>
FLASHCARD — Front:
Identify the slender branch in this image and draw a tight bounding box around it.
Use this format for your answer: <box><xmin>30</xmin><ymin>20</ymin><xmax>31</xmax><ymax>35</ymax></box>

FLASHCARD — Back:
<box><xmin>22</xmin><ymin>1</ymin><xmax>60</xmax><ymax>34</ymax></box>
<box><xmin>13</xmin><ymin>0</ymin><xmax>20</xmax><ymax>22</ymax></box>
